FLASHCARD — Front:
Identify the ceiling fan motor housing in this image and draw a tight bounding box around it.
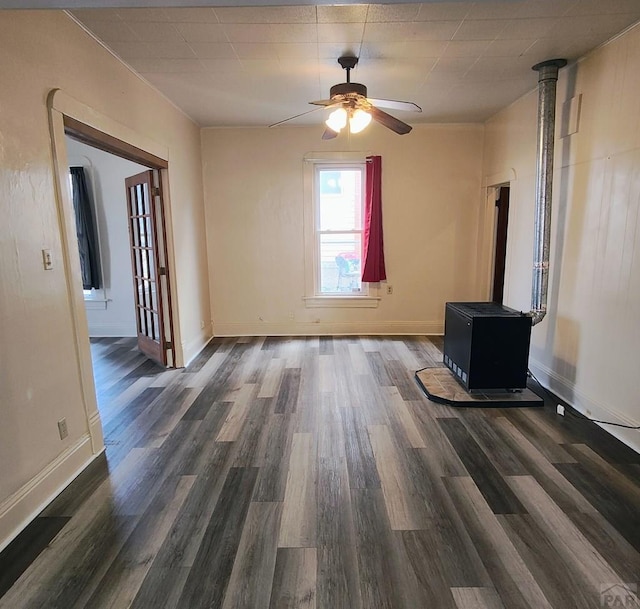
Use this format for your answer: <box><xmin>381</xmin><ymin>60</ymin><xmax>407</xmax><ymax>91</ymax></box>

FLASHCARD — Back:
<box><xmin>330</xmin><ymin>82</ymin><xmax>368</xmax><ymax>99</ymax></box>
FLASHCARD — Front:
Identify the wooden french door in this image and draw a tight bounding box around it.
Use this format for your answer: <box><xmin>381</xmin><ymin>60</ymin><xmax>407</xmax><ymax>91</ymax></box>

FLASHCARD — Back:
<box><xmin>125</xmin><ymin>170</ymin><xmax>174</xmax><ymax>367</ymax></box>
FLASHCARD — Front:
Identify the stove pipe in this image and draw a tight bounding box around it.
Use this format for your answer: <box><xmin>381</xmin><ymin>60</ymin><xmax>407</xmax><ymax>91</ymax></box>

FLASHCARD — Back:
<box><xmin>528</xmin><ymin>58</ymin><xmax>567</xmax><ymax>326</ymax></box>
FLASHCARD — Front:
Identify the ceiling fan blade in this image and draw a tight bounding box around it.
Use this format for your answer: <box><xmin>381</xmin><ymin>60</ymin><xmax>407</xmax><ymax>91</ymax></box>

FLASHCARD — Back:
<box><xmin>369</xmin><ymin>106</ymin><xmax>413</xmax><ymax>135</ymax></box>
<box><xmin>368</xmin><ymin>98</ymin><xmax>422</xmax><ymax>113</ymax></box>
<box><xmin>309</xmin><ymin>99</ymin><xmax>337</xmax><ymax>106</ymax></box>
<box><xmin>269</xmin><ymin>106</ymin><xmax>326</xmax><ymax>128</ymax></box>
<box><xmin>322</xmin><ymin>128</ymin><xmax>338</xmax><ymax>140</ymax></box>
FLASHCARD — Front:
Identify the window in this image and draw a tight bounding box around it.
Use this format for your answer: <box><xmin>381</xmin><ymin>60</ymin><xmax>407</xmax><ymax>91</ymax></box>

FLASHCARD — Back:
<box><xmin>303</xmin><ymin>154</ymin><xmax>380</xmax><ymax>308</ymax></box>
<box><xmin>316</xmin><ymin>164</ymin><xmax>366</xmax><ymax>295</ymax></box>
<box><xmin>68</xmin><ymin>166</ymin><xmax>107</xmax><ymax>308</ymax></box>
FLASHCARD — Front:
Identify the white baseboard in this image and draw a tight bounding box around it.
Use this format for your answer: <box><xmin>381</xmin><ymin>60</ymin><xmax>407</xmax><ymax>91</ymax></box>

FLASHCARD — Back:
<box><xmin>87</xmin><ymin>322</ymin><xmax>136</xmax><ymax>337</ymax></box>
<box><xmin>213</xmin><ymin>320</ymin><xmax>443</xmax><ymax>337</ymax></box>
<box><xmin>182</xmin><ymin>330</ymin><xmax>214</xmax><ymax>366</ymax></box>
<box><xmin>530</xmin><ymin>358</ymin><xmax>640</xmax><ymax>455</ymax></box>
<box><xmin>0</xmin><ymin>435</ymin><xmax>103</xmax><ymax>553</ymax></box>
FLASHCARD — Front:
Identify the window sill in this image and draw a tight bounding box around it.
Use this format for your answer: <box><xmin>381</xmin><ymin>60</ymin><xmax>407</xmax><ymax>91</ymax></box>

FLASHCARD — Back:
<box><xmin>84</xmin><ymin>299</ymin><xmax>108</xmax><ymax>310</ymax></box>
<box><xmin>303</xmin><ymin>296</ymin><xmax>380</xmax><ymax>309</ymax></box>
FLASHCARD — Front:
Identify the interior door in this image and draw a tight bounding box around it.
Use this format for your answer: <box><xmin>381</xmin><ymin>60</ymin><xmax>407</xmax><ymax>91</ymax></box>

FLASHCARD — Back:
<box><xmin>492</xmin><ymin>185</ymin><xmax>510</xmax><ymax>304</ymax></box>
<box><xmin>125</xmin><ymin>170</ymin><xmax>173</xmax><ymax>366</ymax></box>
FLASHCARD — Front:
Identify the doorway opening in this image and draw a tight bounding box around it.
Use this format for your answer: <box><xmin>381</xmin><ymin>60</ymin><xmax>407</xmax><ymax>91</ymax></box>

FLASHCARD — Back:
<box><xmin>492</xmin><ymin>185</ymin><xmax>510</xmax><ymax>304</ymax></box>
<box><xmin>64</xmin><ymin>119</ymin><xmax>176</xmax><ymax>368</ymax></box>
<box><xmin>47</xmin><ymin>89</ymin><xmax>183</xmax><ymax>463</ymax></box>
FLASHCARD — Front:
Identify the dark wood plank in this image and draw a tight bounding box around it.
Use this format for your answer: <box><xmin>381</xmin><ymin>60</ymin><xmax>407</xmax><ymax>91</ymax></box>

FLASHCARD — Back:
<box><xmin>365</xmin><ymin>351</ymin><xmax>393</xmax><ymax>386</ymax></box>
<box><xmin>503</xmin><ymin>410</ymin><xmax>578</xmax><ymax>464</ymax></box>
<box><xmin>0</xmin><ymin>517</ymin><xmax>70</xmax><ymax>599</ymax></box>
<box><xmin>177</xmin><ymin>467</ymin><xmax>258</xmax><ymax>608</ymax></box>
<box><xmin>252</xmin><ymin>413</ymin><xmax>296</xmax><ymax>502</ymax></box>
<box><xmin>150</xmin><ymin>442</ymin><xmax>233</xmax><ymax>570</ymax></box>
<box><xmin>383</xmin><ymin>358</ymin><xmax>425</xmax><ymax>401</ymax></box>
<box><xmin>181</xmin><ymin>342</ymin><xmax>253</xmax><ymax>419</ymax></box>
<box><xmin>274</xmin><ymin>368</ymin><xmax>301</xmax><ymax>414</ymax></box>
<box><xmin>443</xmin><ymin>476</ymin><xmax>552</xmax><ymax>609</ymax></box>
<box><xmin>350</xmin><ymin>489</ymin><xmax>404</xmax><ymax>609</ymax></box>
<box><xmin>182</xmin><ymin>339</ymin><xmax>222</xmax><ymax>373</ymax></box>
<box><xmin>498</xmin><ymin>514</ymin><xmax>601</xmax><ymax>609</ymax></box>
<box><xmin>401</xmin><ymin>512</ymin><xmax>491</xmax><ymax>591</ymax></box>
<box><xmin>491</xmin><ymin>416</ymin><xmax>597</xmax><ymax>514</ymax></box>
<box><xmin>222</xmin><ymin>502</ymin><xmax>282</xmax><ymax>609</ymax></box>
<box><xmin>270</xmin><ymin>548</ymin><xmax>317</xmax><ymax>609</ymax></box>
<box><xmin>319</xmin><ymin>336</ymin><xmax>334</xmax><ymax>355</ymax></box>
<box><xmin>41</xmin><ymin>453</ymin><xmax>109</xmax><ymax>517</ymax></box>
<box><xmin>458</xmin><ymin>409</ymin><xmax>529</xmax><ymax>476</ymax></box>
<box><xmin>555</xmin><ymin>461</ymin><xmax>640</xmax><ymax>553</ymax></box>
<box><xmin>130</xmin><ymin>566</ymin><xmax>191</xmax><ymax>609</ymax></box>
<box><xmin>316</xmin><ymin>543</ymin><xmax>363</xmax><ymax>609</ymax></box>
<box><xmin>564</xmin><ymin>511</ymin><xmax>640</xmax><ymax>585</ymax></box>
<box><xmin>102</xmin><ymin>386</ymin><xmax>164</xmax><ymax>438</ymax></box>
<box><xmin>439</xmin><ymin>418</ymin><xmax>527</xmax><ymax>514</ymax></box>
<box><xmin>278</xmin><ymin>433</ymin><xmax>317</xmax><ymax>548</ymax></box>
<box><xmin>4</xmin><ymin>335</ymin><xmax>640</xmax><ymax>609</ymax></box>
<box><xmin>81</xmin><ymin>475</ymin><xmax>195</xmax><ymax>608</ymax></box>
<box><xmin>230</xmin><ymin>397</ymin><xmax>273</xmax><ymax>467</ymax></box>
<box><xmin>341</xmin><ymin>408</ymin><xmax>381</xmax><ymax>490</ymax></box>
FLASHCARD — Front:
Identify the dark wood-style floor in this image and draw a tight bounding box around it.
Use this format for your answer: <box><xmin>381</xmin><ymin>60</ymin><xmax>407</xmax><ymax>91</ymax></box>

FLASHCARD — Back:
<box><xmin>1</xmin><ymin>335</ymin><xmax>640</xmax><ymax>609</ymax></box>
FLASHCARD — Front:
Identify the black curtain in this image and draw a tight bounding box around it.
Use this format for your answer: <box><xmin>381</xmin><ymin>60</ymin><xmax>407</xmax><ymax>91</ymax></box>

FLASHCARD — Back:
<box><xmin>69</xmin><ymin>166</ymin><xmax>101</xmax><ymax>290</ymax></box>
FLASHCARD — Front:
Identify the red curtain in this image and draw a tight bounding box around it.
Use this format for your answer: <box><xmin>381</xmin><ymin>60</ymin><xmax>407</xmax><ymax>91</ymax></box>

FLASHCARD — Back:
<box><xmin>362</xmin><ymin>155</ymin><xmax>386</xmax><ymax>282</ymax></box>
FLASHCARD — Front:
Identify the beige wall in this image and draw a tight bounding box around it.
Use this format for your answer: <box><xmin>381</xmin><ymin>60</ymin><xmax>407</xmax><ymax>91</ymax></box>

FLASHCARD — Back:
<box><xmin>0</xmin><ymin>11</ymin><xmax>209</xmax><ymax>550</ymax></box>
<box><xmin>483</xmin><ymin>24</ymin><xmax>640</xmax><ymax>452</ymax></box>
<box><xmin>202</xmin><ymin>124</ymin><xmax>485</xmax><ymax>337</ymax></box>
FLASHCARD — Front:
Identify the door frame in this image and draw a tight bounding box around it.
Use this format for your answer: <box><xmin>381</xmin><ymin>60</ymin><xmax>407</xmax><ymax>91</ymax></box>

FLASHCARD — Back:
<box><xmin>47</xmin><ymin>89</ymin><xmax>184</xmax><ymax>455</ymax></box>
<box><xmin>492</xmin><ymin>185</ymin><xmax>510</xmax><ymax>304</ymax></box>
<box><xmin>477</xmin><ymin>170</ymin><xmax>517</xmax><ymax>301</ymax></box>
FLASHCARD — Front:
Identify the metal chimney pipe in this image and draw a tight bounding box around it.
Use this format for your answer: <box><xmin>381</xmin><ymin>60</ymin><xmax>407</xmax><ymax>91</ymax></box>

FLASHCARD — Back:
<box><xmin>528</xmin><ymin>58</ymin><xmax>567</xmax><ymax>326</ymax></box>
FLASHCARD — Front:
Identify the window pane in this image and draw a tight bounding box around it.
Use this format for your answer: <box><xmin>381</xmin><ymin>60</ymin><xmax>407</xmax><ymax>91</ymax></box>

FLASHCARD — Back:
<box><xmin>319</xmin><ymin>233</ymin><xmax>362</xmax><ymax>294</ymax></box>
<box><xmin>318</xmin><ymin>169</ymin><xmax>362</xmax><ymax>231</ymax></box>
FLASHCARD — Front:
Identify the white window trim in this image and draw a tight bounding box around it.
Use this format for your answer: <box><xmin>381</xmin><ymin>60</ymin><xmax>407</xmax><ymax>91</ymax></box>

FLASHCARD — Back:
<box><xmin>302</xmin><ymin>152</ymin><xmax>380</xmax><ymax>308</ymax></box>
<box><xmin>83</xmin><ymin>288</ymin><xmax>109</xmax><ymax>309</ymax></box>
<box><xmin>303</xmin><ymin>295</ymin><xmax>380</xmax><ymax>308</ymax></box>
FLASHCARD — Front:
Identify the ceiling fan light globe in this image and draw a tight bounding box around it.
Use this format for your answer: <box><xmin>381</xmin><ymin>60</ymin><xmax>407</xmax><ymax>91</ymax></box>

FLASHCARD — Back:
<box><xmin>326</xmin><ymin>107</ymin><xmax>347</xmax><ymax>132</ymax></box>
<box><xmin>349</xmin><ymin>109</ymin><xmax>372</xmax><ymax>134</ymax></box>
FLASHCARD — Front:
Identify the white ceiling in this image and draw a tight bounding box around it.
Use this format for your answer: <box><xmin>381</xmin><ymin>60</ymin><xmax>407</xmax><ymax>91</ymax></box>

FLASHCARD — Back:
<box><xmin>62</xmin><ymin>1</ymin><xmax>640</xmax><ymax>127</ymax></box>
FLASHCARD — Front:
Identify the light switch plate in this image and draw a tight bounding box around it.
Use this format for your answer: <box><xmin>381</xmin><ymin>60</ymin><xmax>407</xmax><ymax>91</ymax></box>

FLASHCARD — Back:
<box><xmin>42</xmin><ymin>249</ymin><xmax>53</xmax><ymax>270</ymax></box>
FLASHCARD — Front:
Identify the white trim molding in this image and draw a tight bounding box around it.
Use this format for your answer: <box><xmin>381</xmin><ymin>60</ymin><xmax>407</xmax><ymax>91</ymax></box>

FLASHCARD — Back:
<box><xmin>483</xmin><ymin>168</ymin><xmax>517</xmax><ymax>189</ymax></box>
<box><xmin>88</xmin><ymin>322</ymin><xmax>136</xmax><ymax>337</ymax></box>
<box><xmin>213</xmin><ymin>320</ymin><xmax>443</xmax><ymax>336</ymax></box>
<box><xmin>182</xmin><ymin>330</ymin><xmax>214</xmax><ymax>367</ymax></box>
<box><xmin>530</xmin><ymin>358</ymin><xmax>640</xmax><ymax>455</ymax></box>
<box><xmin>303</xmin><ymin>296</ymin><xmax>381</xmax><ymax>308</ymax></box>
<box><xmin>49</xmin><ymin>89</ymin><xmax>168</xmax><ymax>162</ymax></box>
<box><xmin>0</xmin><ymin>435</ymin><xmax>102</xmax><ymax>553</ymax></box>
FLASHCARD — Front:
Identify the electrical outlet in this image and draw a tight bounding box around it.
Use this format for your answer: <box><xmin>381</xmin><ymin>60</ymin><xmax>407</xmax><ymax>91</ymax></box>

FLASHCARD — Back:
<box><xmin>386</xmin><ymin>285</ymin><xmax>393</xmax><ymax>295</ymax></box>
<box><xmin>200</xmin><ymin>320</ymin><xmax>205</xmax><ymax>329</ymax></box>
<box><xmin>57</xmin><ymin>418</ymin><xmax>68</xmax><ymax>439</ymax></box>
<box><xmin>556</xmin><ymin>404</ymin><xmax>565</xmax><ymax>416</ymax></box>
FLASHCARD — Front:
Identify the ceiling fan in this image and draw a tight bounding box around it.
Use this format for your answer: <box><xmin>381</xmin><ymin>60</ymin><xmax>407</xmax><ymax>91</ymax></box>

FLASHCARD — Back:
<box><xmin>269</xmin><ymin>56</ymin><xmax>422</xmax><ymax>139</ymax></box>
